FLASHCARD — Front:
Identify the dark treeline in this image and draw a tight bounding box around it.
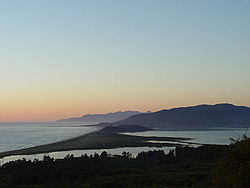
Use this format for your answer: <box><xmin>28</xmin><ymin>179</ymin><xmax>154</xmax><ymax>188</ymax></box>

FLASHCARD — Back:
<box><xmin>0</xmin><ymin>138</ymin><xmax>249</xmax><ymax>188</ymax></box>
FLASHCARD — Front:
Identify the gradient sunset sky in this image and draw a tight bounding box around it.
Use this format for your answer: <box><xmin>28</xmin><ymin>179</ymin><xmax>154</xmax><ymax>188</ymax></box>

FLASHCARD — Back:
<box><xmin>1</xmin><ymin>0</ymin><xmax>250</xmax><ymax>122</ymax></box>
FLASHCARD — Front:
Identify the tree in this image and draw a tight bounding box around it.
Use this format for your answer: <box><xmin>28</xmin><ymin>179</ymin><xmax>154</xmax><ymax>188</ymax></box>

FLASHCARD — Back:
<box><xmin>122</xmin><ymin>151</ymin><xmax>132</xmax><ymax>158</ymax></box>
<box><xmin>100</xmin><ymin>151</ymin><xmax>108</xmax><ymax>159</ymax></box>
<box><xmin>212</xmin><ymin>136</ymin><xmax>250</xmax><ymax>188</ymax></box>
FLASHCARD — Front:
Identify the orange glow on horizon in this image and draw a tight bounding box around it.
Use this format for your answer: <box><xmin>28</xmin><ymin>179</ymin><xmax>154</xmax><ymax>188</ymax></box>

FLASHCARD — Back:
<box><xmin>1</xmin><ymin>98</ymin><xmax>249</xmax><ymax>122</ymax></box>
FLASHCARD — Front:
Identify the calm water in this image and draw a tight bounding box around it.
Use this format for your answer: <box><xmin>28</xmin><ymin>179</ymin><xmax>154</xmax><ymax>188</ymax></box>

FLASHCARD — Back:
<box><xmin>1</xmin><ymin>146</ymin><xmax>176</xmax><ymax>165</ymax></box>
<box><xmin>0</xmin><ymin>124</ymin><xmax>249</xmax><ymax>165</ymax></box>
<box><xmin>0</xmin><ymin>122</ymin><xmax>97</xmax><ymax>152</ymax></box>
<box><xmin>123</xmin><ymin>128</ymin><xmax>250</xmax><ymax>145</ymax></box>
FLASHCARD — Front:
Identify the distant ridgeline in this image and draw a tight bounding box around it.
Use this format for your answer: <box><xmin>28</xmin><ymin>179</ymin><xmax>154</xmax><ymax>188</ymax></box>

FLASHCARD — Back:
<box><xmin>110</xmin><ymin>103</ymin><xmax>250</xmax><ymax>129</ymax></box>
<box><xmin>57</xmin><ymin>111</ymin><xmax>146</xmax><ymax>124</ymax></box>
<box><xmin>58</xmin><ymin>104</ymin><xmax>250</xmax><ymax>129</ymax></box>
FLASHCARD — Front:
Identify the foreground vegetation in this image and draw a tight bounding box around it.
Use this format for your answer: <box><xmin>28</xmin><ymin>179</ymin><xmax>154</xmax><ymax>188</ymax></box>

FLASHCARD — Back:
<box><xmin>0</xmin><ymin>137</ymin><xmax>249</xmax><ymax>188</ymax></box>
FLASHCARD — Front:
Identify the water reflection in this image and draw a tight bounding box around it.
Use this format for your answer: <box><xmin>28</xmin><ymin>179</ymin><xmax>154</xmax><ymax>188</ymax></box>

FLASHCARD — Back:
<box><xmin>123</xmin><ymin>128</ymin><xmax>249</xmax><ymax>145</ymax></box>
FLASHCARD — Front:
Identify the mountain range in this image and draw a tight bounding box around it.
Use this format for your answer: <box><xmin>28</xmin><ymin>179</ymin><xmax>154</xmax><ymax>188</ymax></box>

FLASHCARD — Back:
<box><xmin>57</xmin><ymin>111</ymin><xmax>145</xmax><ymax>124</ymax></box>
<box><xmin>58</xmin><ymin>103</ymin><xmax>250</xmax><ymax>129</ymax></box>
<box><xmin>113</xmin><ymin>103</ymin><xmax>250</xmax><ymax>129</ymax></box>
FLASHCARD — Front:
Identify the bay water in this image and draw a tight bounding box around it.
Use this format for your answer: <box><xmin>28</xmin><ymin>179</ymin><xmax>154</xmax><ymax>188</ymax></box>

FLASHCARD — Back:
<box><xmin>0</xmin><ymin>123</ymin><xmax>249</xmax><ymax>165</ymax></box>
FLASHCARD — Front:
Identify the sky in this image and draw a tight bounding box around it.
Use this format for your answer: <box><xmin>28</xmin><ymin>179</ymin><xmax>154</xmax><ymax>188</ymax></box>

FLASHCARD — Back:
<box><xmin>0</xmin><ymin>0</ymin><xmax>250</xmax><ymax>122</ymax></box>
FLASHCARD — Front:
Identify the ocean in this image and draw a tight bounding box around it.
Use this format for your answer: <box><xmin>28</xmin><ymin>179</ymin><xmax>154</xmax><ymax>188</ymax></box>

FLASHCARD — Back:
<box><xmin>0</xmin><ymin>122</ymin><xmax>96</xmax><ymax>153</ymax></box>
<box><xmin>0</xmin><ymin>123</ymin><xmax>249</xmax><ymax>165</ymax></box>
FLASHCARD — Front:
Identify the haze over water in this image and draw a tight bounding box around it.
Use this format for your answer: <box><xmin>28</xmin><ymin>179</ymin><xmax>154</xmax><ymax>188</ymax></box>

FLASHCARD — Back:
<box><xmin>1</xmin><ymin>123</ymin><xmax>249</xmax><ymax>165</ymax></box>
<box><xmin>0</xmin><ymin>123</ymin><xmax>96</xmax><ymax>152</ymax></box>
<box><xmin>0</xmin><ymin>122</ymin><xmax>249</xmax><ymax>153</ymax></box>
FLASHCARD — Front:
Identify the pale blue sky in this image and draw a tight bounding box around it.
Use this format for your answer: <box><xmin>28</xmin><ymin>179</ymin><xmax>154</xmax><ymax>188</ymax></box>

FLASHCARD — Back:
<box><xmin>0</xmin><ymin>0</ymin><xmax>250</xmax><ymax>121</ymax></box>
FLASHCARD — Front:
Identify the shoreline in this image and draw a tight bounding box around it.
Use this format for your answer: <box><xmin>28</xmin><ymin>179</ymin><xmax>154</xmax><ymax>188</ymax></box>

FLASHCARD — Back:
<box><xmin>0</xmin><ymin>126</ymin><xmax>197</xmax><ymax>159</ymax></box>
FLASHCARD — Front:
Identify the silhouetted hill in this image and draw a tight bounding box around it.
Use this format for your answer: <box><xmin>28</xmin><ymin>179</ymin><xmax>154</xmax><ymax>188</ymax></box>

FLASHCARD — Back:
<box><xmin>57</xmin><ymin>111</ymin><xmax>143</xmax><ymax>124</ymax></box>
<box><xmin>114</xmin><ymin>104</ymin><xmax>250</xmax><ymax>129</ymax></box>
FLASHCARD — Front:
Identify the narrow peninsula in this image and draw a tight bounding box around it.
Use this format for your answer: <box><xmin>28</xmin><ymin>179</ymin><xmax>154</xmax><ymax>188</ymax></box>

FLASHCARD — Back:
<box><xmin>0</xmin><ymin>125</ymin><xmax>194</xmax><ymax>158</ymax></box>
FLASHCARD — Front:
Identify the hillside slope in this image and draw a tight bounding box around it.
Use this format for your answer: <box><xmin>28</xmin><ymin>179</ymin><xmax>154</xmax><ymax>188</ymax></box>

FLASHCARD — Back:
<box><xmin>115</xmin><ymin>104</ymin><xmax>250</xmax><ymax>128</ymax></box>
<box><xmin>57</xmin><ymin>111</ymin><xmax>143</xmax><ymax>124</ymax></box>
